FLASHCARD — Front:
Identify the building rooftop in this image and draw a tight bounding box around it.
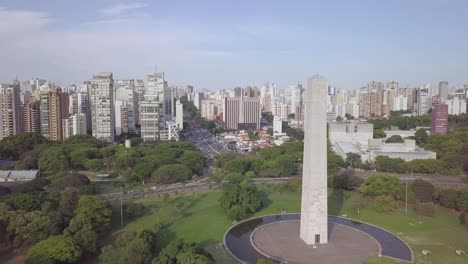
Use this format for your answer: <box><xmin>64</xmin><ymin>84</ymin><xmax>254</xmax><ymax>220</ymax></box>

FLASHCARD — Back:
<box><xmin>0</xmin><ymin>170</ymin><xmax>40</xmax><ymax>182</ymax></box>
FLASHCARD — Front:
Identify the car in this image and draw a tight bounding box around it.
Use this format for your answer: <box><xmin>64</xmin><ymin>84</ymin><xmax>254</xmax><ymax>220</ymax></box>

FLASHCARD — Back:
<box><xmin>150</xmin><ymin>186</ymin><xmax>158</xmax><ymax>190</ymax></box>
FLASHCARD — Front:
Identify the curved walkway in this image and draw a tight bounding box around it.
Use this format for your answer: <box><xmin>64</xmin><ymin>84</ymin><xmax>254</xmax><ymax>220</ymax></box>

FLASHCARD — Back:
<box><xmin>224</xmin><ymin>214</ymin><xmax>413</xmax><ymax>264</ymax></box>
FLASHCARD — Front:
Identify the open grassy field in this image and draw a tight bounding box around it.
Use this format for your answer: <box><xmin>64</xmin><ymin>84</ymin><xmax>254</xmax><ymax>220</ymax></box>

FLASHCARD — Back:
<box><xmin>111</xmin><ymin>186</ymin><xmax>468</xmax><ymax>264</ymax></box>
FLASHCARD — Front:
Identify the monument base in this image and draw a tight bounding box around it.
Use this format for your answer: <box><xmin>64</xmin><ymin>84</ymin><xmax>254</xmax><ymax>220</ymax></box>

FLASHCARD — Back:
<box><xmin>251</xmin><ymin>220</ymin><xmax>379</xmax><ymax>264</ymax></box>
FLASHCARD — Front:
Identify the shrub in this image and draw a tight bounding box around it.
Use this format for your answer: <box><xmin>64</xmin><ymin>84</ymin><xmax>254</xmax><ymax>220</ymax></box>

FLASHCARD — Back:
<box><xmin>438</xmin><ymin>189</ymin><xmax>461</xmax><ymax>209</ymax></box>
<box><xmin>374</xmin><ymin>195</ymin><xmax>398</xmax><ymax>213</ymax></box>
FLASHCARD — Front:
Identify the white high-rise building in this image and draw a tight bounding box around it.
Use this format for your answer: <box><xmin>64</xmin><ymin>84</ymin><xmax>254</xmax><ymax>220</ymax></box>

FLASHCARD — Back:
<box><xmin>393</xmin><ymin>94</ymin><xmax>408</xmax><ymax>111</ymax></box>
<box><xmin>416</xmin><ymin>87</ymin><xmax>430</xmax><ymax>116</ymax></box>
<box><xmin>115</xmin><ymin>79</ymin><xmax>137</xmax><ymax>134</ymax></box>
<box><xmin>90</xmin><ymin>72</ymin><xmax>115</xmax><ymax>142</ymax></box>
<box><xmin>175</xmin><ymin>100</ymin><xmax>183</xmax><ymax>130</ymax></box>
<box><xmin>273</xmin><ymin>115</ymin><xmax>282</xmax><ymax>134</ymax></box>
<box><xmin>140</xmin><ymin>72</ymin><xmax>165</xmax><ymax>141</ymax></box>
<box><xmin>446</xmin><ymin>97</ymin><xmax>467</xmax><ymax>115</ymax></box>
<box><xmin>0</xmin><ymin>83</ymin><xmax>21</xmax><ymax>139</ymax></box>
<box><xmin>290</xmin><ymin>84</ymin><xmax>303</xmax><ymax>111</ymax></box>
<box><xmin>63</xmin><ymin>113</ymin><xmax>87</xmax><ymax>140</ymax></box>
<box><xmin>300</xmin><ymin>75</ymin><xmax>328</xmax><ymax>245</ymax></box>
<box><xmin>439</xmin><ymin>81</ymin><xmax>449</xmax><ymax>102</ymax></box>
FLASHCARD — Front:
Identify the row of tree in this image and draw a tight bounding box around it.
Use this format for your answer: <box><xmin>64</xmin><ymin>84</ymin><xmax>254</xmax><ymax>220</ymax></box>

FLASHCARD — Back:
<box><xmin>0</xmin><ymin>133</ymin><xmax>208</xmax><ymax>185</ymax></box>
<box><xmin>329</xmin><ymin>173</ymin><xmax>468</xmax><ymax>216</ymax></box>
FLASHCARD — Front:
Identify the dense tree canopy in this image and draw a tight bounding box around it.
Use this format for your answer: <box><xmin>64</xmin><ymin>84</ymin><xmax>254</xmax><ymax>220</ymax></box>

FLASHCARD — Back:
<box><xmin>219</xmin><ymin>183</ymin><xmax>264</xmax><ymax>220</ymax></box>
<box><xmin>26</xmin><ymin>235</ymin><xmax>82</xmax><ymax>264</ymax></box>
<box><xmin>0</xmin><ymin>133</ymin><xmax>48</xmax><ymax>160</ymax></box>
<box><xmin>360</xmin><ymin>174</ymin><xmax>403</xmax><ymax>199</ymax></box>
<box><xmin>155</xmin><ymin>239</ymin><xmax>213</xmax><ymax>264</ymax></box>
<box><xmin>412</xmin><ymin>179</ymin><xmax>435</xmax><ymax>202</ymax></box>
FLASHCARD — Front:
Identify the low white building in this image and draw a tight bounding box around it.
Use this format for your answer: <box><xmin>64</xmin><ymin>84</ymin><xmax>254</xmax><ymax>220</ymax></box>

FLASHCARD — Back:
<box><xmin>0</xmin><ymin>170</ymin><xmax>40</xmax><ymax>182</ymax></box>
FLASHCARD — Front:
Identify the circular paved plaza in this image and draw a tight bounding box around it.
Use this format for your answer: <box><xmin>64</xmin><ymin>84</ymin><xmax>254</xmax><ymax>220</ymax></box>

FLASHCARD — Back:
<box><xmin>251</xmin><ymin>220</ymin><xmax>380</xmax><ymax>264</ymax></box>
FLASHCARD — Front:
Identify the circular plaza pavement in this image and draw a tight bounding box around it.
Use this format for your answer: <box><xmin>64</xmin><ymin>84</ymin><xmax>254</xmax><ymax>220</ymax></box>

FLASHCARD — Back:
<box><xmin>251</xmin><ymin>220</ymin><xmax>379</xmax><ymax>264</ymax></box>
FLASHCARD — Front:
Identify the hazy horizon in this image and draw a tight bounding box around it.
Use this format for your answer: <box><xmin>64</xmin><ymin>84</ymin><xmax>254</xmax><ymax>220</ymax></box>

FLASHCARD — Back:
<box><xmin>1</xmin><ymin>0</ymin><xmax>468</xmax><ymax>90</ymax></box>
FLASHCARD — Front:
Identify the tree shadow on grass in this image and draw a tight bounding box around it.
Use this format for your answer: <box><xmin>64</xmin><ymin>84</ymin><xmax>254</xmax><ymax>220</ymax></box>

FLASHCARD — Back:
<box><xmin>328</xmin><ymin>188</ymin><xmax>345</xmax><ymax>237</ymax></box>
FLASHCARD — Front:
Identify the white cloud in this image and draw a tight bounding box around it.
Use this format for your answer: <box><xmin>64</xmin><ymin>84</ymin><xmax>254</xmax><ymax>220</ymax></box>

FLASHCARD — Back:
<box><xmin>99</xmin><ymin>2</ymin><xmax>148</xmax><ymax>16</ymax></box>
<box><xmin>0</xmin><ymin>7</ymin><xmax>53</xmax><ymax>35</ymax></box>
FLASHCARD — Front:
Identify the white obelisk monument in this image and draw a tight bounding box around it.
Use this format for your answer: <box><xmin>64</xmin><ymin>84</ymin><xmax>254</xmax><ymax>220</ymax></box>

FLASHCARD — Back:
<box><xmin>300</xmin><ymin>75</ymin><xmax>328</xmax><ymax>244</ymax></box>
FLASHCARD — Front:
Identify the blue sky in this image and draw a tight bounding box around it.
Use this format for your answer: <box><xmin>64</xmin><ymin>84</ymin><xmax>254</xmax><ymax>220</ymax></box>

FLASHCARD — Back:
<box><xmin>1</xmin><ymin>0</ymin><xmax>467</xmax><ymax>90</ymax></box>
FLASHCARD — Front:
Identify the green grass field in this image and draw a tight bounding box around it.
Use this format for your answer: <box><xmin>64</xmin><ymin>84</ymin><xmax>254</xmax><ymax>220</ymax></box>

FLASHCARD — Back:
<box><xmin>111</xmin><ymin>186</ymin><xmax>468</xmax><ymax>264</ymax></box>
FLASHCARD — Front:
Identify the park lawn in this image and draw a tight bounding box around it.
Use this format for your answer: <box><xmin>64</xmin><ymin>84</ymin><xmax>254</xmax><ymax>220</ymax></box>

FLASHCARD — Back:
<box><xmin>115</xmin><ymin>187</ymin><xmax>468</xmax><ymax>264</ymax></box>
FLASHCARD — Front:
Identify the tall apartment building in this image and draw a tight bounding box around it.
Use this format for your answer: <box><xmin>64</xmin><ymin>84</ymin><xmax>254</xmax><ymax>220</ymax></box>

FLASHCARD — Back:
<box><xmin>140</xmin><ymin>72</ymin><xmax>165</xmax><ymax>141</ymax></box>
<box><xmin>201</xmin><ymin>99</ymin><xmax>218</xmax><ymax>120</ymax></box>
<box><xmin>90</xmin><ymin>72</ymin><xmax>115</xmax><ymax>142</ymax></box>
<box><xmin>114</xmin><ymin>100</ymin><xmax>129</xmax><ymax>135</ymax></box>
<box><xmin>175</xmin><ymin>100</ymin><xmax>183</xmax><ymax>130</ymax></box>
<box><xmin>386</xmin><ymin>81</ymin><xmax>399</xmax><ymax>113</ymax></box>
<box><xmin>63</xmin><ymin>113</ymin><xmax>87</xmax><ymax>140</ymax></box>
<box><xmin>431</xmin><ymin>103</ymin><xmax>448</xmax><ymax>135</ymax></box>
<box><xmin>438</xmin><ymin>81</ymin><xmax>449</xmax><ymax>102</ymax></box>
<box><xmin>20</xmin><ymin>100</ymin><xmax>40</xmax><ymax>133</ymax></box>
<box><xmin>115</xmin><ymin>79</ymin><xmax>137</xmax><ymax>134</ymax></box>
<box><xmin>416</xmin><ymin>87</ymin><xmax>430</xmax><ymax>116</ymax></box>
<box><xmin>224</xmin><ymin>88</ymin><xmax>261</xmax><ymax>130</ymax></box>
<box><xmin>134</xmin><ymin>79</ymin><xmax>145</xmax><ymax>126</ymax></box>
<box><xmin>0</xmin><ymin>83</ymin><xmax>21</xmax><ymax>139</ymax></box>
<box><xmin>48</xmin><ymin>88</ymin><xmax>69</xmax><ymax>141</ymax></box>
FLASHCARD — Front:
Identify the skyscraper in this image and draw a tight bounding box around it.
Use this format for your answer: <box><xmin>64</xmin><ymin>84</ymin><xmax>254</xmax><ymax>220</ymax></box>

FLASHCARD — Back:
<box><xmin>48</xmin><ymin>88</ymin><xmax>69</xmax><ymax>141</ymax></box>
<box><xmin>300</xmin><ymin>75</ymin><xmax>328</xmax><ymax>244</ymax></box>
<box><xmin>90</xmin><ymin>72</ymin><xmax>115</xmax><ymax>142</ymax></box>
<box><xmin>431</xmin><ymin>103</ymin><xmax>448</xmax><ymax>135</ymax></box>
<box><xmin>224</xmin><ymin>88</ymin><xmax>261</xmax><ymax>130</ymax></box>
<box><xmin>140</xmin><ymin>72</ymin><xmax>165</xmax><ymax>141</ymax></box>
<box><xmin>115</xmin><ymin>79</ymin><xmax>137</xmax><ymax>134</ymax></box>
<box><xmin>438</xmin><ymin>81</ymin><xmax>449</xmax><ymax>102</ymax></box>
<box><xmin>0</xmin><ymin>82</ymin><xmax>21</xmax><ymax>139</ymax></box>
<box><xmin>20</xmin><ymin>100</ymin><xmax>40</xmax><ymax>134</ymax></box>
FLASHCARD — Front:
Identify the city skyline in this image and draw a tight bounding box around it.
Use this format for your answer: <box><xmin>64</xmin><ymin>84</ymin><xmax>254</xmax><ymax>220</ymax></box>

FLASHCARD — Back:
<box><xmin>1</xmin><ymin>1</ymin><xmax>468</xmax><ymax>90</ymax></box>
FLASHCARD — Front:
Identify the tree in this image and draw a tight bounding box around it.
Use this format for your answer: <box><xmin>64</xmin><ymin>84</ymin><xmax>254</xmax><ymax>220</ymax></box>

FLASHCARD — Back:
<box><xmin>375</xmin><ymin>156</ymin><xmax>408</xmax><ymax>173</ymax></box>
<box><xmin>56</xmin><ymin>188</ymin><xmax>80</xmax><ymax>229</ymax></box>
<box><xmin>456</xmin><ymin>188</ymin><xmax>468</xmax><ymax>211</ymax></box>
<box><xmin>275</xmin><ymin>155</ymin><xmax>297</xmax><ymax>177</ymax></box>
<box><xmin>360</xmin><ymin>174</ymin><xmax>403</xmax><ymax>199</ymax></box>
<box><xmin>38</xmin><ymin>146</ymin><xmax>69</xmax><ymax>172</ymax></box>
<box><xmin>154</xmin><ymin>239</ymin><xmax>212</xmax><ymax>264</ymax></box>
<box><xmin>345</xmin><ymin>153</ymin><xmax>362</xmax><ymax>168</ymax></box>
<box><xmin>374</xmin><ymin>195</ymin><xmax>398</xmax><ymax>213</ymax></box>
<box><xmin>4</xmin><ymin>193</ymin><xmax>44</xmax><ymax>211</ymax></box>
<box><xmin>65</xmin><ymin>195</ymin><xmax>112</xmax><ymax>252</ymax></box>
<box><xmin>411</xmin><ymin>179</ymin><xmax>434</xmax><ymax>202</ymax></box>
<box><xmin>267</xmin><ymin>128</ymin><xmax>273</xmax><ymax>136</ymax></box>
<box><xmin>180</xmin><ymin>150</ymin><xmax>206</xmax><ymax>175</ymax></box>
<box><xmin>52</xmin><ymin>174</ymin><xmax>90</xmax><ymax>189</ymax></box>
<box><xmin>25</xmin><ymin>235</ymin><xmax>82</xmax><ymax>264</ymax></box>
<box><xmin>21</xmin><ymin>178</ymin><xmax>50</xmax><ymax>193</ymax></box>
<box><xmin>7</xmin><ymin>210</ymin><xmax>54</xmax><ymax>245</ymax></box>
<box><xmin>99</xmin><ymin>230</ymin><xmax>156</xmax><ymax>264</ymax></box>
<box><xmin>0</xmin><ymin>185</ymin><xmax>10</xmax><ymax>199</ymax></box>
<box><xmin>438</xmin><ymin>189</ymin><xmax>461</xmax><ymax>209</ymax></box>
<box><xmin>123</xmin><ymin>201</ymin><xmax>145</xmax><ymax>219</ymax></box>
<box><xmin>414</xmin><ymin>128</ymin><xmax>429</xmax><ymax>146</ymax></box>
<box><xmin>385</xmin><ymin>135</ymin><xmax>404</xmax><ymax>143</ymax></box>
<box><xmin>373</xmin><ymin>129</ymin><xmax>386</xmax><ymax>138</ymax></box>
<box><xmin>177</xmin><ymin>252</ymin><xmax>214</xmax><ymax>264</ymax></box>
<box><xmin>131</xmin><ymin>162</ymin><xmax>155</xmax><ymax>182</ymax></box>
<box><xmin>327</xmin><ymin>142</ymin><xmax>345</xmax><ymax>174</ymax></box>
<box><xmin>152</xmin><ymin>164</ymin><xmax>193</xmax><ymax>184</ymax></box>
<box><xmin>0</xmin><ymin>133</ymin><xmax>48</xmax><ymax>160</ymax></box>
<box><xmin>219</xmin><ymin>184</ymin><xmax>264</xmax><ymax>220</ymax></box>
<box><xmin>224</xmin><ymin>158</ymin><xmax>251</xmax><ymax>174</ymax></box>
<box><xmin>330</xmin><ymin>173</ymin><xmax>363</xmax><ymax>190</ymax></box>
